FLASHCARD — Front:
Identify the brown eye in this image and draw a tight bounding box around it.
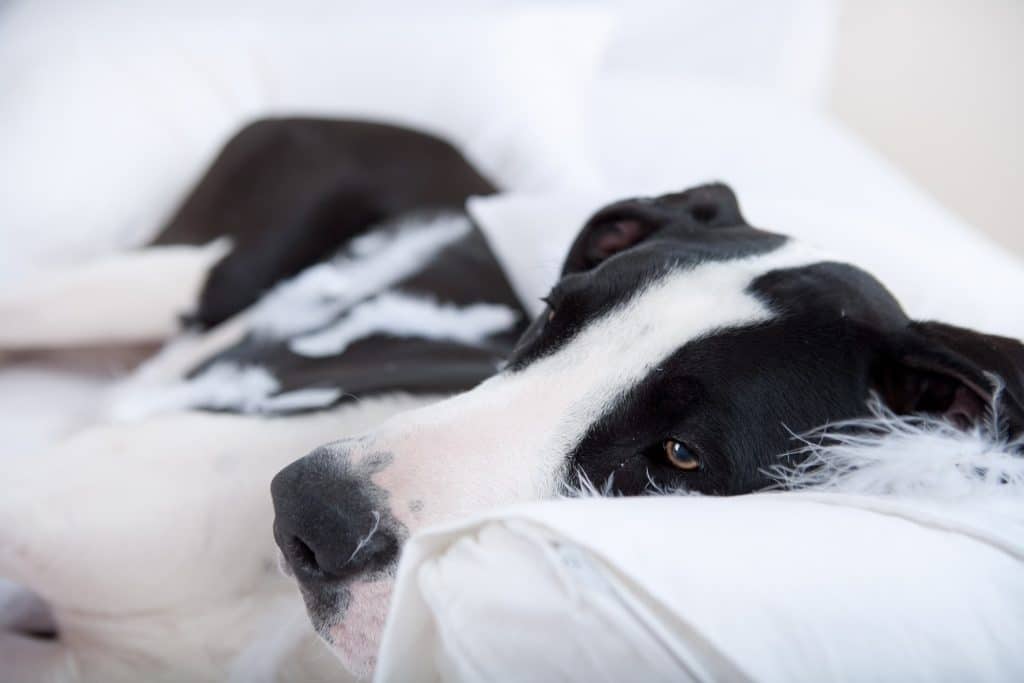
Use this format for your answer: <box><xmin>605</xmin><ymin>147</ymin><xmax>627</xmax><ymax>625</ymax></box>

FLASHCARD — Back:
<box><xmin>664</xmin><ymin>439</ymin><xmax>700</xmax><ymax>471</ymax></box>
<box><xmin>547</xmin><ymin>307</ymin><xmax>556</xmax><ymax>322</ymax></box>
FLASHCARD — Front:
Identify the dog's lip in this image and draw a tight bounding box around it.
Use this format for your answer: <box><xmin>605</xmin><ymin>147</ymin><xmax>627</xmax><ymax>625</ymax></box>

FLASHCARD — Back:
<box><xmin>319</xmin><ymin>578</ymin><xmax>395</xmax><ymax>678</ymax></box>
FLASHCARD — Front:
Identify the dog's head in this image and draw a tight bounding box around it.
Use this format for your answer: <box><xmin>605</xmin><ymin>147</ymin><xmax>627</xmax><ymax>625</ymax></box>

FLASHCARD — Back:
<box><xmin>270</xmin><ymin>183</ymin><xmax>1024</xmax><ymax>676</ymax></box>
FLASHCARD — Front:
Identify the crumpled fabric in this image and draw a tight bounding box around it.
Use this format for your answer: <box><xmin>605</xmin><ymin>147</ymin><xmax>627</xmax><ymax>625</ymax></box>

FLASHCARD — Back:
<box><xmin>376</xmin><ymin>492</ymin><xmax>1024</xmax><ymax>682</ymax></box>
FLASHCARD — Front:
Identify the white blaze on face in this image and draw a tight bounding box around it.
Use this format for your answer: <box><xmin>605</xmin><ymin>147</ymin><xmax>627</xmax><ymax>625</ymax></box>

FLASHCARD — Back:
<box><xmin>365</xmin><ymin>242</ymin><xmax>823</xmax><ymax>523</ymax></box>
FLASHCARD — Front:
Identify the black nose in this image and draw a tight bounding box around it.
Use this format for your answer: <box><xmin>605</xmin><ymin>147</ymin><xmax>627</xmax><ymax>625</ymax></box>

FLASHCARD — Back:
<box><xmin>271</xmin><ymin>447</ymin><xmax>399</xmax><ymax>584</ymax></box>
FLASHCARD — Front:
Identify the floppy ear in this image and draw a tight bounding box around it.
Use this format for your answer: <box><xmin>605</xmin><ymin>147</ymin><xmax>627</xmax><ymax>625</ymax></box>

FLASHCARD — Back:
<box><xmin>873</xmin><ymin>321</ymin><xmax>1024</xmax><ymax>439</ymax></box>
<box><xmin>561</xmin><ymin>183</ymin><xmax>748</xmax><ymax>274</ymax></box>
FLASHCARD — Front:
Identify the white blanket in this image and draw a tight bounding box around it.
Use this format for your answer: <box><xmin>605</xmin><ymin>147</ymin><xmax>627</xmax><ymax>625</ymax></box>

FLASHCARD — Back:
<box><xmin>378</xmin><ymin>486</ymin><xmax>1024</xmax><ymax>682</ymax></box>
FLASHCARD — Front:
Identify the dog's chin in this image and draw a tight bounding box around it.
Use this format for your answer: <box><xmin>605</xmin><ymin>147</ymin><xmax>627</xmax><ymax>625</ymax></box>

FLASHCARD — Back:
<box><xmin>304</xmin><ymin>578</ymin><xmax>395</xmax><ymax>680</ymax></box>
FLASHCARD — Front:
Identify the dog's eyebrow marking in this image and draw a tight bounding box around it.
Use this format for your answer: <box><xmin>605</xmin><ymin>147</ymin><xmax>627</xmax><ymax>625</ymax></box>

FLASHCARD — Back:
<box><xmin>290</xmin><ymin>292</ymin><xmax>520</xmax><ymax>358</ymax></box>
<box><xmin>250</xmin><ymin>213</ymin><xmax>471</xmax><ymax>339</ymax></box>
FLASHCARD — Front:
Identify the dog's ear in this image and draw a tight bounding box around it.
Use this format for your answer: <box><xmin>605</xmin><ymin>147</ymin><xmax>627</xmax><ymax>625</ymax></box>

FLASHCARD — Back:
<box><xmin>873</xmin><ymin>321</ymin><xmax>1024</xmax><ymax>439</ymax></box>
<box><xmin>562</xmin><ymin>183</ymin><xmax>748</xmax><ymax>274</ymax></box>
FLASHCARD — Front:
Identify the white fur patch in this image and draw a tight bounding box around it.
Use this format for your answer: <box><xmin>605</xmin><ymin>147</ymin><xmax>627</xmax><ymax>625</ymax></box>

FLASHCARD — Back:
<box><xmin>251</xmin><ymin>213</ymin><xmax>471</xmax><ymax>339</ymax></box>
<box><xmin>771</xmin><ymin>397</ymin><xmax>1024</xmax><ymax>499</ymax></box>
<box><xmin>106</xmin><ymin>213</ymin><xmax>474</xmax><ymax>421</ymax></box>
<box><xmin>109</xmin><ymin>361</ymin><xmax>343</xmax><ymax>419</ymax></box>
<box><xmin>290</xmin><ymin>292</ymin><xmax>520</xmax><ymax>358</ymax></box>
<box><xmin>364</xmin><ymin>241</ymin><xmax>824</xmax><ymax>519</ymax></box>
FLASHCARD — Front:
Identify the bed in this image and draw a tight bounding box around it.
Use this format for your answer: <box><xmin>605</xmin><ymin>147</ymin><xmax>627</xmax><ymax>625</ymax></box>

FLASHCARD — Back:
<box><xmin>2</xmin><ymin>2</ymin><xmax>1022</xmax><ymax>681</ymax></box>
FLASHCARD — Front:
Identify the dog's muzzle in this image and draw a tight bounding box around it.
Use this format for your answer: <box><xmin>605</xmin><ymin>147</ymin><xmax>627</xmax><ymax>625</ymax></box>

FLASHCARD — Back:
<box><xmin>271</xmin><ymin>446</ymin><xmax>399</xmax><ymax>586</ymax></box>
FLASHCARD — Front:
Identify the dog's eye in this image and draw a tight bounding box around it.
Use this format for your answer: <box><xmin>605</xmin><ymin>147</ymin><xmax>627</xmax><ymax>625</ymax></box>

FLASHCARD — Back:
<box><xmin>547</xmin><ymin>307</ymin><xmax>556</xmax><ymax>322</ymax></box>
<box><xmin>664</xmin><ymin>439</ymin><xmax>700</xmax><ymax>471</ymax></box>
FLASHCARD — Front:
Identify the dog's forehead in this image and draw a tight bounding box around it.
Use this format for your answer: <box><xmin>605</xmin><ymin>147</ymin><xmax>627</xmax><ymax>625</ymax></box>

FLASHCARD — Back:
<box><xmin>517</xmin><ymin>241</ymin><xmax>831</xmax><ymax>392</ymax></box>
<box><xmin>568</xmin><ymin>229</ymin><xmax>907</xmax><ymax>342</ymax></box>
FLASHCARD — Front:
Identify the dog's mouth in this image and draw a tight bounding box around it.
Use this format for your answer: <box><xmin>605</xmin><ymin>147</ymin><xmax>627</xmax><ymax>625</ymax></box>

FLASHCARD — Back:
<box><xmin>297</xmin><ymin>574</ymin><xmax>395</xmax><ymax>678</ymax></box>
<box><xmin>277</xmin><ymin>545</ymin><xmax>397</xmax><ymax>678</ymax></box>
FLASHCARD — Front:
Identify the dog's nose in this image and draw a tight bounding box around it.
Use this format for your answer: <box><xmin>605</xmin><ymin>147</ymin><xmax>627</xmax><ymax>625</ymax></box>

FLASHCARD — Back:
<box><xmin>271</xmin><ymin>447</ymin><xmax>399</xmax><ymax>583</ymax></box>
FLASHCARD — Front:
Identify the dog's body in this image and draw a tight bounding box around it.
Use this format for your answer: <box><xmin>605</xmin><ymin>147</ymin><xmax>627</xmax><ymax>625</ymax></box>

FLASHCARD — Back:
<box><xmin>2</xmin><ymin>119</ymin><xmax>1022</xmax><ymax>681</ymax></box>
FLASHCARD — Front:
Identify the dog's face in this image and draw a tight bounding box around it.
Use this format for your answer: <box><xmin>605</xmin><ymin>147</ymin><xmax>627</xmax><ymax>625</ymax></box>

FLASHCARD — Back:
<box><xmin>271</xmin><ymin>184</ymin><xmax>1024</xmax><ymax>676</ymax></box>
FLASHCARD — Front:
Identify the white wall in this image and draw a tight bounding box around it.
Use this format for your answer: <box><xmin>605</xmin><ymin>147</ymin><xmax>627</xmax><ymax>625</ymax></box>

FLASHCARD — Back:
<box><xmin>831</xmin><ymin>0</ymin><xmax>1023</xmax><ymax>256</ymax></box>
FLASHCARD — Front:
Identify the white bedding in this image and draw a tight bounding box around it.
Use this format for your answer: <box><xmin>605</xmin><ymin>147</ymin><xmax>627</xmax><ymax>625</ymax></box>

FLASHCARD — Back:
<box><xmin>0</xmin><ymin>0</ymin><xmax>611</xmax><ymax>276</ymax></box>
<box><xmin>377</xmin><ymin>489</ymin><xmax>1024</xmax><ymax>682</ymax></box>
<box><xmin>2</xmin><ymin>2</ymin><xmax>1023</xmax><ymax>681</ymax></box>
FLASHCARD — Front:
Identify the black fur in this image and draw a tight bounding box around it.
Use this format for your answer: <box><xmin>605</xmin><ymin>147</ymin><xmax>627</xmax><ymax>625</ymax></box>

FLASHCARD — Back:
<box><xmin>151</xmin><ymin>118</ymin><xmax>496</xmax><ymax>328</ymax></box>
<box><xmin>510</xmin><ymin>185</ymin><xmax>786</xmax><ymax>369</ymax></box>
<box><xmin>190</xmin><ymin>218</ymin><xmax>526</xmax><ymax>413</ymax></box>
<box><xmin>539</xmin><ymin>190</ymin><xmax>1024</xmax><ymax>494</ymax></box>
<box><xmin>152</xmin><ymin>118</ymin><xmax>525</xmax><ymax>413</ymax></box>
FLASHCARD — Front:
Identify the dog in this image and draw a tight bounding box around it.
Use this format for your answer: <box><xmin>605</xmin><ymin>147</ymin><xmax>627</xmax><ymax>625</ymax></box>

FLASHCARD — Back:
<box><xmin>2</xmin><ymin>118</ymin><xmax>1022</xmax><ymax>681</ymax></box>
<box><xmin>265</xmin><ymin>139</ymin><xmax>1024</xmax><ymax>673</ymax></box>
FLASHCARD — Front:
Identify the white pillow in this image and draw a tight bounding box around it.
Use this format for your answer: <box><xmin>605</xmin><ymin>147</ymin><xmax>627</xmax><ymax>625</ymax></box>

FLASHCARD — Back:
<box><xmin>0</xmin><ymin>1</ymin><xmax>610</xmax><ymax>274</ymax></box>
<box><xmin>377</xmin><ymin>493</ymin><xmax>1024</xmax><ymax>682</ymax></box>
<box><xmin>469</xmin><ymin>77</ymin><xmax>1024</xmax><ymax>338</ymax></box>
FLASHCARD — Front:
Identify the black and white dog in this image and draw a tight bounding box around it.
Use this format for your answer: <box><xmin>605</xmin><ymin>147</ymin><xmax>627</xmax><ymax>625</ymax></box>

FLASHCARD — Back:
<box><xmin>2</xmin><ymin>119</ymin><xmax>1022</xmax><ymax>681</ymax></box>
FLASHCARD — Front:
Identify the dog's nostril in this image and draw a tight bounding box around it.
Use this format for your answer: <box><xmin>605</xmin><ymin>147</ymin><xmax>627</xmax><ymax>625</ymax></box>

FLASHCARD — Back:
<box><xmin>287</xmin><ymin>535</ymin><xmax>322</xmax><ymax>575</ymax></box>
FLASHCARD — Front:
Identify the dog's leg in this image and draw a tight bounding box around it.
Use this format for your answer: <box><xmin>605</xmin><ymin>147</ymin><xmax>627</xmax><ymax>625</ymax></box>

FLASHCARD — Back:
<box><xmin>0</xmin><ymin>241</ymin><xmax>229</xmax><ymax>351</ymax></box>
